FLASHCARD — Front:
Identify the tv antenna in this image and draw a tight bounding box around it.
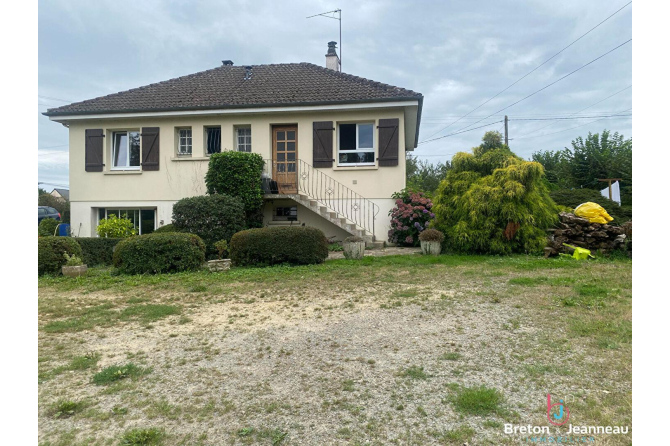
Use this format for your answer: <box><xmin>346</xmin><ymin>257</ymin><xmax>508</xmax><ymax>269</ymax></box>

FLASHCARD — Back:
<box><xmin>307</xmin><ymin>9</ymin><xmax>342</xmax><ymax>70</ymax></box>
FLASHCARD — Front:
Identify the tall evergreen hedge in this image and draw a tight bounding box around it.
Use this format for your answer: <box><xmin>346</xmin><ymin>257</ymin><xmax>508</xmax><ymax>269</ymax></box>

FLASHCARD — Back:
<box><xmin>205</xmin><ymin>152</ymin><xmax>265</xmax><ymax>228</ymax></box>
<box><xmin>433</xmin><ymin>140</ymin><xmax>558</xmax><ymax>254</ymax></box>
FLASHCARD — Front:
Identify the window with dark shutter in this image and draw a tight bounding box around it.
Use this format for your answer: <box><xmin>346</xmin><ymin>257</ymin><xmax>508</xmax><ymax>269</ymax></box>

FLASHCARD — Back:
<box><xmin>313</xmin><ymin>121</ymin><xmax>334</xmax><ymax>168</ymax></box>
<box><xmin>141</xmin><ymin>127</ymin><xmax>160</xmax><ymax>171</ymax></box>
<box><xmin>377</xmin><ymin>118</ymin><xmax>400</xmax><ymax>167</ymax></box>
<box><xmin>85</xmin><ymin>129</ymin><xmax>105</xmax><ymax>172</ymax></box>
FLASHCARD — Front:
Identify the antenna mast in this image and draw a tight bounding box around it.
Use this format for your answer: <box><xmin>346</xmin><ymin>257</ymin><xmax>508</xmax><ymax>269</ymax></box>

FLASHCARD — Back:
<box><xmin>306</xmin><ymin>8</ymin><xmax>342</xmax><ymax>71</ymax></box>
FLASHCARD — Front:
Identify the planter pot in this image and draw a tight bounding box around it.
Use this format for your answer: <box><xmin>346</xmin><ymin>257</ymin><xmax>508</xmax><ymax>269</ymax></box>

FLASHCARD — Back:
<box><xmin>343</xmin><ymin>241</ymin><xmax>366</xmax><ymax>260</ymax></box>
<box><xmin>206</xmin><ymin>259</ymin><xmax>231</xmax><ymax>272</ymax></box>
<box><xmin>62</xmin><ymin>265</ymin><xmax>88</xmax><ymax>277</ymax></box>
<box><xmin>420</xmin><ymin>241</ymin><xmax>442</xmax><ymax>255</ymax></box>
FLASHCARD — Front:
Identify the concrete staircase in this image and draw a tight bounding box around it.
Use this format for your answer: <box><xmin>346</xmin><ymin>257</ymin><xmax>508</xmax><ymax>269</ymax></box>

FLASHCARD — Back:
<box><xmin>287</xmin><ymin>193</ymin><xmax>382</xmax><ymax>247</ymax></box>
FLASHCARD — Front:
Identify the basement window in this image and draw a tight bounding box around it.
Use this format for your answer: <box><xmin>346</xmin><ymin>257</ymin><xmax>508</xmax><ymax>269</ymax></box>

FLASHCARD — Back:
<box><xmin>338</xmin><ymin>123</ymin><xmax>374</xmax><ymax>165</ymax></box>
<box><xmin>273</xmin><ymin>206</ymin><xmax>297</xmax><ymax>222</ymax></box>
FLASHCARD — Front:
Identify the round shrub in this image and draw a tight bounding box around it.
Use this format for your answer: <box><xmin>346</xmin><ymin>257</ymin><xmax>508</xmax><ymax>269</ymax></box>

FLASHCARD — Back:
<box><xmin>418</xmin><ymin>228</ymin><xmax>445</xmax><ymax>243</ymax></box>
<box><xmin>38</xmin><ymin>237</ymin><xmax>83</xmax><ymax>276</ymax></box>
<box><xmin>172</xmin><ymin>194</ymin><xmax>246</xmax><ymax>258</ymax></box>
<box><xmin>112</xmin><ymin>233</ymin><xmax>206</xmax><ymax>275</ymax></box>
<box><xmin>153</xmin><ymin>223</ymin><xmax>178</xmax><ymax>233</ymax></box>
<box><xmin>387</xmin><ymin>189</ymin><xmax>435</xmax><ymax>246</ymax></box>
<box><xmin>39</xmin><ymin>217</ymin><xmax>60</xmax><ymax>237</ymax></box>
<box><xmin>229</xmin><ymin>226</ymin><xmax>329</xmax><ymax>267</ymax></box>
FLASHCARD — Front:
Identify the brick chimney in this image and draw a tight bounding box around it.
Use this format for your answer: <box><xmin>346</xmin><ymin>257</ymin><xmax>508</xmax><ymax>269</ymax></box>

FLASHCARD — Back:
<box><xmin>325</xmin><ymin>41</ymin><xmax>340</xmax><ymax>72</ymax></box>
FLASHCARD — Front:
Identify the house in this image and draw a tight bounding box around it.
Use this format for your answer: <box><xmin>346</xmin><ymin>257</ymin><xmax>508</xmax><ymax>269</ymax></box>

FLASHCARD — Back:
<box><xmin>50</xmin><ymin>188</ymin><xmax>70</xmax><ymax>202</ymax></box>
<box><xmin>44</xmin><ymin>42</ymin><xmax>423</xmax><ymax>242</ymax></box>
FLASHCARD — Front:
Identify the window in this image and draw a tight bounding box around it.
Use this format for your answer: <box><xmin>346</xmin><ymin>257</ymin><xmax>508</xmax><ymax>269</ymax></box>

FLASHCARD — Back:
<box><xmin>98</xmin><ymin>208</ymin><xmax>156</xmax><ymax>235</ymax></box>
<box><xmin>112</xmin><ymin>131</ymin><xmax>140</xmax><ymax>169</ymax></box>
<box><xmin>338</xmin><ymin>123</ymin><xmax>374</xmax><ymax>165</ymax></box>
<box><xmin>177</xmin><ymin>128</ymin><xmax>192</xmax><ymax>155</ymax></box>
<box><xmin>206</xmin><ymin>126</ymin><xmax>221</xmax><ymax>155</ymax></box>
<box><xmin>273</xmin><ymin>206</ymin><xmax>297</xmax><ymax>221</ymax></box>
<box><xmin>236</xmin><ymin>127</ymin><xmax>252</xmax><ymax>152</ymax></box>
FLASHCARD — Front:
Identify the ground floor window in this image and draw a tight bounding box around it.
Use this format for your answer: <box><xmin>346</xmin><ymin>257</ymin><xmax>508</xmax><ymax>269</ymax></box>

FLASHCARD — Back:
<box><xmin>97</xmin><ymin>208</ymin><xmax>156</xmax><ymax>235</ymax></box>
<box><xmin>273</xmin><ymin>206</ymin><xmax>297</xmax><ymax>221</ymax></box>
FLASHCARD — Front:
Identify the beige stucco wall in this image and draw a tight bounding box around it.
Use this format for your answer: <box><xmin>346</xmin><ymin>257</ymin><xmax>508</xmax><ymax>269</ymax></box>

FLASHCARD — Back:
<box><xmin>65</xmin><ymin>107</ymin><xmax>408</xmax><ymax>238</ymax></box>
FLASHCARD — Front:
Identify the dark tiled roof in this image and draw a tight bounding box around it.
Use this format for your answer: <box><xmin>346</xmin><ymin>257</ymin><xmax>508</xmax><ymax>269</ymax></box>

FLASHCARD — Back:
<box><xmin>52</xmin><ymin>188</ymin><xmax>69</xmax><ymax>200</ymax></box>
<box><xmin>44</xmin><ymin>63</ymin><xmax>422</xmax><ymax>116</ymax></box>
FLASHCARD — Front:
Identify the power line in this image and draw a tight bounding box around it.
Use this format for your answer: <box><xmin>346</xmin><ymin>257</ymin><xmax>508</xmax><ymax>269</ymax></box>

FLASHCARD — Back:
<box><xmin>512</xmin><ymin>85</ymin><xmax>632</xmax><ymax>138</ymax></box>
<box><xmin>422</xmin><ymin>1</ymin><xmax>632</xmax><ymax>141</ymax></box>
<box><xmin>38</xmin><ymin>95</ymin><xmax>73</xmax><ymax>103</ymax></box>
<box><xmin>511</xmin><ymin>113</ymin><xmax>631</xmax><ymax>121</ymax></box>
<box><xmin>429</xmin><ymin>38</ymin><xmax>632</xmax><ymax>141</ymax></box>
<box><xmin>419</xmin><ymin>120</ymin><xmax>504</xmax><ymax>145</ymax></box>
<box><xmin>511</xmin><ymin>108</ymin><xmax>632</xmax><ymax>140</ymax></box>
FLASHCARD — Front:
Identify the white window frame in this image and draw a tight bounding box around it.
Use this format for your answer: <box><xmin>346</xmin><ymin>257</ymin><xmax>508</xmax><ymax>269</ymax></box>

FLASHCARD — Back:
<box><xmin>337</xmin><ymin>122</ymin><xmax>375</xmax><ymax>166</ymax></box>
<box><xmin>235</xmin><ymin>126</ymin><xmax>252</xmax><ymax>152</ymax></box>
<box><xmin>111</xmin><ymin>130</ymin><xmax>141</xmax><ymax>170</ymax></box>
<box><xmin>97</xmin><ymin>208</ymin><xmax>156</xmax><ymax>235</ymax></box>
<box><xmin>177</xmin><ymin>127</ymin><xmax>192</xmax><ymax>156</ymax></box>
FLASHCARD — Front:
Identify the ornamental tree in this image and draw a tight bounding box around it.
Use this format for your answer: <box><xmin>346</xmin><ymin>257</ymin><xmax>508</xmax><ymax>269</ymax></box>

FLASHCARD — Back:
<box><xmin>432</xmin><ymin>134</ymin><xmax>558</xmax><ymax>254</ymax></box>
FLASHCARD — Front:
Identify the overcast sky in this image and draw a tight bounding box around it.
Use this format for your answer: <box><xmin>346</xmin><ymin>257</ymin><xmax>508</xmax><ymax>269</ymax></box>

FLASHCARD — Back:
<box><xmin>38</xmin><ymin>0</ymin><xmax>632</xmax><ymax>190</ymax></box>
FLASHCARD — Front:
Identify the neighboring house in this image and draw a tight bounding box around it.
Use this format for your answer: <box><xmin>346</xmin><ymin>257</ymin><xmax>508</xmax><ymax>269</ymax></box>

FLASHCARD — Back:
<box><xmin>50</xmin><ymin>188</ymin><xmax>70</xmax><ymax>202</ymax></box>
<box><xmin>44</xmin><ymin>42</ymin><xmax>423</xmax><ymax>242</ymax></box>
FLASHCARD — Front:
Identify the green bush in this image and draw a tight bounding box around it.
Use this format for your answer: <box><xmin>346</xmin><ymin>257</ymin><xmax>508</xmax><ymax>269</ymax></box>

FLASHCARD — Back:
<box><xmin>76</xmin><ymin>237</ymin><xmax>123</xmax><ymax>266</ymax></box>
<box><xmin>39</xmin><ymin>218</ymin><xmax>60</xmax><ymax>237</ymax></box>
<box><xmin>38</xmin><ymin>237</ymin><xmax>83</xmax><ymax>276</ymax></box>
<box><xmin>549</xmin><ymin>188</ymin><xmax>632</xmax><ymax>225</ymax></box>
<box><xmin>172</xmin><ymin>194</ymin><xmax>246</xmax><ymax>258</ymax></box>
<box><xmin>229</xmin><ymin>226</ymin><xmax>329</xmax><ymax>267</ymax></box>
<box><xmin>153</xmin><ymin>223</ymin><xmax>178</xmax><ymax>233</ymax></box>
<box><xmin>97</xmin><ymin>215</ymin><xmax>137</xmax><ymax>238</ymax></box>
<box><xmin>433</xmin><ymin>134</ymin><xmax>558</xmax><ymax>254</ymax></box>
<box><xmin>205</xmin><ymin>151</ymin><xmax>265</xmax><ymax>228</ymax></box>
<box><xmin>113</xmin><ymin>233</ymin><xmax>206</xmax><ymax>275</ymax></box>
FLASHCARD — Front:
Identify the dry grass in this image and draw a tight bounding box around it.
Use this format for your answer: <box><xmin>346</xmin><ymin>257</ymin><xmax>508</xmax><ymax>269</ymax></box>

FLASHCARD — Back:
<box><xmin>38</xmin><ymin>254</ymin><xmax>632</xmax><ymax>445</ymax></box>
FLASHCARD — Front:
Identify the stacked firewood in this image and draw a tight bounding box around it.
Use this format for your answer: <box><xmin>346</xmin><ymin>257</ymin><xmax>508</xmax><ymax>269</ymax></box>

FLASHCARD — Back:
<box><xmin>545</xmin><ymin>212</ymin><xmax>631</xmax><ymax>257</ymax></box>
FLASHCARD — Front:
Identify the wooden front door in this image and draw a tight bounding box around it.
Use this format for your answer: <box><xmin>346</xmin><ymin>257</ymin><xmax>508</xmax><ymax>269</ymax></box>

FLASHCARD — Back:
<box><xmin>272</xmin><ymin>126</ymin><xmax>298</xmax><ymax>194</ymax></box>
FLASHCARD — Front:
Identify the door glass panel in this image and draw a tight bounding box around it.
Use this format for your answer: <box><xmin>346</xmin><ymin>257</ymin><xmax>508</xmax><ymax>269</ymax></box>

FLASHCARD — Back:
<box><xmin>288</xmin><ymin>163</ymin><xmax>296</xmax><ymax>172</ymax></box>
<box><xmin>277</xmin><ymin>142</ymin><xmax>285</xmax><ymax>151</ymax></box>
<box><xmin>277</xmin><ymin>153</ymin><xmax>285</xmax><ymax>162</ymax></box>
<box><xmin>277</xmin><ymin>164</ymin><xmax>286</xmax><ymax>172</ymax></box>
<box><xmin>140</xmin><ymin>209</ymin><xmax>155</xmax><ymax>235</ymax></box>
<box><xmin>287</xmin><ymin>131</ymin><xmax>295</xmax><ymax>140</ymax></box>
<box><xmin>277</xmin><ymin>131</ymin><xmax>285</xmax><ymax>140</ymax></box>
<box><xmin>287</xmin><ymin>142</ymin><xmax>295</xmax><ymax>151</ymax></box>
<box><xmin>287</xmin><ymin>153</ymin><xmax>295</xmax><ymax>161</ymax></box>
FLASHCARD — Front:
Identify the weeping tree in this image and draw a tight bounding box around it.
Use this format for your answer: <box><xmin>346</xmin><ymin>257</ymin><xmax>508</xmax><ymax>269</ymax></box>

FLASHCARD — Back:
<box><xmin>432</xmin><ymin>132</ymin><xmax>558</xmax><ymax>254</ymax></box>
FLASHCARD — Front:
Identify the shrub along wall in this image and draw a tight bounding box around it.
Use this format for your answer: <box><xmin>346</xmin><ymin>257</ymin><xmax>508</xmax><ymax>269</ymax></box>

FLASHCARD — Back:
<box><xmin>38</xmin><ymin>237</ymin><xmax>83</xmax><ymax>276</ymax></box>
<box><xmin>76</xmin><ymin>237</ymin><xmax>123</xmax><ymax>266</ymax></box>
<box><xmin>230</xmin><ymin>226</ymin><xmax>329</xmax><ymax>267</ymax></box>
<box><xmin>113</xmin><ymin>233</ymin><xmax>206</xmax><ymax>275</ymax></box>
<box><xmin>205</xmin><ymin>152</ymin><xmax>265</xmax><ymax>228</ymax></box>
<box><xmin>172</xmin><ymin>194</ymin><xmax>246</xmax><ymax>259</ymax></box>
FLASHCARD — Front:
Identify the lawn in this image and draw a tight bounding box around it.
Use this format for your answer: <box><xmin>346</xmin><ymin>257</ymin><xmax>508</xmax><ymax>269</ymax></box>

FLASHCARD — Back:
<box><xmin>38</xmin><ymin>254</ymin><xmax>632</xmax><ymax>445</ymax></box>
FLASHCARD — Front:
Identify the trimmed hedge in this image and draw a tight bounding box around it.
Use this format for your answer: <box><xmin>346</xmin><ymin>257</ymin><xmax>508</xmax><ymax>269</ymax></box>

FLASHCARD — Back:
<box><xmin>172</xmin><ymin>194</ymin><xmax>246</xmax><ymax>258</ymax></box>
<box><xmin>76</xmin><ymin>237</ymin><xmax>123</xmax><ymax>266</ymax></box>
<box><xmin>38</xmin><ymin>237</ymin><xmax>83</xmax><ymax>276</ymax></box>
<box><xmin>113</xmin><ymin>233</ymin><xmax>206</xmax><ymax>275</ymax></box>
<box><xmin>205</xmin><ymin>151</ymin><xmax>265</xmax><ymax>228</ymax></box>
<box><xmin>153</xmin><ymin>223</ymin><xmax>178</xmax><ymax>233</ymax></box>
<box><xmin>229</xmin><ymin>226</ymin><xmax>329</xmax><ymax>267</ymax></box>
<box><xmin>549</xmin><ymin>188</ymin><xmax>632</xmax><ymax>225</ymax></box>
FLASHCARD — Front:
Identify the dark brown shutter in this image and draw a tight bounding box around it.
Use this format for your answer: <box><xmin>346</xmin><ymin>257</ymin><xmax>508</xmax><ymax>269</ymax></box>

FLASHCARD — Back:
<box><xmin>377</xmin><ymin>118</ymin><xmax>400</xmax><ymax>167</ymax></box>
<box><xmin>85</xmin><ymin>129</ymin><xmax>104</xmax><ymax>172</ymax></box>
<box><xmin>141</xmin><ymin>127</ymin><xmax>160</xmax><ymax>171</ymax></box>
<box><xmin>312</xmin><ymin>121</ymin><xmax>334</xmax><ymax>168</ymax></box>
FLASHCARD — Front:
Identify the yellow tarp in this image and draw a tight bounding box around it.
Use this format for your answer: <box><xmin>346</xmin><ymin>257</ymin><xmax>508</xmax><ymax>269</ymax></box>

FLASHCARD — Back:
<box><xmin>574</xmin><ymin>202</ymin><xmax>613</xmax><ymax>225</ymax></box>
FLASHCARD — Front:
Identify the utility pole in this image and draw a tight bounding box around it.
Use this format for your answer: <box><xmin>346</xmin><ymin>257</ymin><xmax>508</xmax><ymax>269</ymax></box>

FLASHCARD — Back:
<box><xmin>504</xmin><ymin>115</ymin><xmax>509</xmax><ymax>146</ymax></box>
